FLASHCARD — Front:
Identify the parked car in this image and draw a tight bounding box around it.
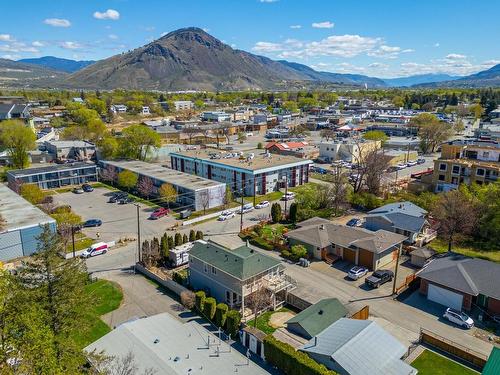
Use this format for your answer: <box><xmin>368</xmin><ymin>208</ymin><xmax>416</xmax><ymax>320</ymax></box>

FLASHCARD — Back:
<box><xmin>255</xmin><ymin>201</ymin><xmax>270</xmax><ymax>209</ymax></box>
<box><xmin>416</xmin><ymin>158</ymin><xmax>426</xmax><ymax>165</ymax></box>
<box><xmin>118</xmin><ymin>196</ymin><xmax>133</xmax><ymax>205</ymax></box>
<box><xmin>443</xmin><ymin>308</ymin><xmax>474</xmax><ymax>329</ymax></box>
<box><xmin>108</xmin><ymin>192</ymin><xmax>127</xmax><ymax>203</ymax></box>
<box><xmin>406</xmin><ymin>160</ymin><xmax>418</xmax><ymax>167</ymax></box>
<box><xmin>83</xmin><ymin>219</ymin><xmax>102</xmax><ymax>228</ymax></box>
<box><xmin>281</xmin><ymin>192</ymin><xmax>296</xmax><ymax>201</ymax></box>
<box><xmin>239</xmin><ymin>203</ymin><xmax>254</xmax><ymax>214</ymax></box>
<box><xmin>347</xmin><ymin>266</ymin><xmax>369</xmax><ymax>280</ymax></box>
<box><xmin>346</xmin><ymin>218</ymin><xmax>363</xmax><ymax>227</ymax></box>
<box><xmin>72</xmin><ymin>187</ymin><xmax>84</xmax><ymax>194</ymax></box>
<box><xmin>179</xmin><ymin>209</ymin><xmax>192</xmax><ymax>219</ymax></box>
<box><xmin>218</xmin><ymin>210</ymin><xmax>236</xmax><ymax>221</ymax></box>
<box><xmin>149</xmin><ymin>207</ymin><xmax>169</xmax><ymax>220</ymax></box>
<box><xmin>80</xmin><ymin>242</ymin><xmax>108</xmax><ymax>258</ymax></box>
<box><xmin>82</xmin><ymin>184</ymin><xmax>94</xmax><ymax>192</ymax></box>
<box><xmin>395</xmin><ymin>163</ymin><xmax>407</xmax><ymax>170</ymax></box>
<box><xmin>365</xmin><ymin>269</ymin><xmax>394</xmax><ymax>288</ymax></box>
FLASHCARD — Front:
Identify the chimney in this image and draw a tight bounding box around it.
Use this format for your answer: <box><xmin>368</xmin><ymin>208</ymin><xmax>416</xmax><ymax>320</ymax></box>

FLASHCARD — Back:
<box><xmin>319</xmin><ymin>224</ymin><xmax>325</xmax><ymax>230</ymax></box>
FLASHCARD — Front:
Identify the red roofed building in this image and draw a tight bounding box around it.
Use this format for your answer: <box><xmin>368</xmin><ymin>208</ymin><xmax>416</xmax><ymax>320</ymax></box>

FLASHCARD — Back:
<box><xmin>265</xmin><ymin>141</ymin><xmax>319</xmax><ymax>159</ymax></box>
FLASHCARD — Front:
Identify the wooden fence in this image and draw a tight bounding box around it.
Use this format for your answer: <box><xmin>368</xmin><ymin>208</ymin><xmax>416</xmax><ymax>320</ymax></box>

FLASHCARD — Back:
<box><xmin>420</xmin><ymin>328</ymin><xmax>488</xmax><ymax>370</ymax></box>
<box><xmin>395</xmin><ymin>273</ymin><xmax>418</xmax><ymax>295</ymax></box>
<box><xmin>349</xmin><ymin>305</ymin><xmax>369</xmax><ymax>320</ymax></box>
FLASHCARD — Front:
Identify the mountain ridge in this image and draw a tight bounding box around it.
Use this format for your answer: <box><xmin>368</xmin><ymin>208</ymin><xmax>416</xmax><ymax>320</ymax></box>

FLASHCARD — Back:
<box><xmin>18</xmin><ymin>56</ymin><xmax>95</xmax><ymax>73</ymax></box>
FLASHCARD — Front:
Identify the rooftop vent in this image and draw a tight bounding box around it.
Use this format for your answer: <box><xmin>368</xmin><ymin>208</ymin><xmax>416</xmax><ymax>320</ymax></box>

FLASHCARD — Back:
<box><xmin>154</xmin><ymin>338</ymin><xmax>160</xmax><ymax>344</ymax></box>
<box><xmin>318</xmin><ymin>309</ymin><xmax>323</xmax><ymax>315</ymax></box>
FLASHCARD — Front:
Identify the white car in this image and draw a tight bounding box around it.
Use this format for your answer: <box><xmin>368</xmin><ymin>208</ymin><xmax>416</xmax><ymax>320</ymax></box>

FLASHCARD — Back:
<box><xmin>218</xmin><ymin>211</ymin><xmax>235</xmax><ymax>221</ymax></box>
<box><xmin>443</xmin><ymin>308</ymin><xmax>474</xmax><ymax>329</ymax></box>
<box><xmin>80</xmin><ymin>242</ymin><xmax>108</xmax><ymax>258</ymax></box>
<box><xmin>396</xmin><ymin>163</ymin><xmax>407</xmax><ymax>170</ymax></box>
<box><xmin>281</xmin><ymin>192</ymin><xmax>295</xmax><ymax>201</ymax></box>
<box><xmin>239</xmin><ymin>203</ymin><xmax>254</xmax><ymax>214</ymax></box>
<box><xmin>406</xmin><ymin>160</ymin><xmax>418</xmax><ymax>167</ymax></box>
<box><xmin>255</xmin><ymin>201</ymin><xmax>270</xmax><ymax>209</ymax></box>
<box><xmin>347</xmin><ymin>266</ymin><xmax>369</xmax><ymax>280</ymax></box>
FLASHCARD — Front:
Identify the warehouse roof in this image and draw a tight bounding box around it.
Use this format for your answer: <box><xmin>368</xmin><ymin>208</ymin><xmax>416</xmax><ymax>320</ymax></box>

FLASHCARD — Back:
<box><xmin>0</xmin><ymin>184</ymin><xmax>55</xmax><ymax>232</ymax></box>
<box><xmin>171</xmin><ymin>148</ymin><xmax>312</xmax><ymax>172</ymax></box>
<box><xmin>189</xmin><ymin>241</ymin><xmax>281</xmax><ymax>280</ymax></box>
<box><xmin>100</xmin><ymin>160</ymin><xmax>224</xmax><ymax>191</ymax></box>
<box><xmin>7</xmin><ymin>162</ymin><xmax>96</xmax><ymax>177</ymax></box>
<box><xmin>85</xmin><ymin>313</ymin><xmax>269</xmax><ymax>375</ymax></box>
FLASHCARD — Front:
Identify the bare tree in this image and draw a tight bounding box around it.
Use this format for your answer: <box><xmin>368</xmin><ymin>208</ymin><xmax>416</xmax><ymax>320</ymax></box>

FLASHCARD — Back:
<box><xmin>348</xmin><ymin>138</ymin><xmax>388</xmax><ymax>195</ymax></box>
<box><xmin>137</xmin><ymin>176</ymin><xmax>154</xmax><ymax>199</ymax></box>
<box><xmin>180</xmin><ymin>290</ymin><xmax>196</xmax><ymax>309</ymax></box>
<box><xmin>432</xmin><ymin>189</ymin><xmax>479</xmax><ymax>252</ymax></box>
<box><xmin>100</xmin><ymin>165</ymin><xmax>118</xmax><ymax>184</ymax></box>
<box><xmin>199</xmin><ymin>190</ymin><xmax>210</xmax><ymax>214</ymax></box>
<box><xmin>320</xmin><ymin>128</ymin><xmax>335</xmax><ymax>141</ymax></box>
<box><xmin>246</xmin><ymin>287</ymin><xmax>273</xmax><ymax>328</ymax></box>
<box><xmin>182</xmin><ymin>126</ymin><xmax>199</xmax><ymax>145</ymax></box>
<box><xmin>220</xmin><ymin>123</ymin><xmax>233</xmax><ymax>145</ymax></box>
<box><xmin>328</xmin><ymin>166</ymin><xmax>350</xmax><ymax>215</ymax></box>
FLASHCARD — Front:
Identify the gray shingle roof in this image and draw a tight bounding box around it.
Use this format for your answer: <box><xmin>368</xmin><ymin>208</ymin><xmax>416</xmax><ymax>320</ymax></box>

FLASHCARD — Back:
<box><xmin>189</xmin><ymin>241</ymin><xmax>281</xmax><ymax>280</ymax></box>
<box><xmin>368</xmin><ymin>201</ymin><xmax>427</xmax><ymax>217</ymax></box>
<box><xmin>367</xmin><ymin>202</ymin><xmax>428</xmax><ymax>233</ymax></box>
<box><xmin>300</xmin><ymin>318</ymin><xmax>417</xmax><ymax>375</ymax></box>
<box><xmin>286</xmin><ymin>218</ymin><xmax>406</xmax><ymax>254</ymax></box>
<box><xmin>417</xmin><ymin>254</ymin><xmax>500</xmax><ymax>299</ymax></box>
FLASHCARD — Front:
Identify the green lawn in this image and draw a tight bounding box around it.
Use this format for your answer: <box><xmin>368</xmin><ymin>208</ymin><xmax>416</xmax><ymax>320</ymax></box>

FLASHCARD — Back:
<box><xmin>310</xmin><ymin>172</ymin><xmax>334</xmax><ymax>182</ymax></box>
<box><xmin>253</xmin><ymin>307</ymin><xmax>294</xmax><ymax>335</ymax></box>
<box><xmin>429</xmin><ymin>238</ymin><xmax>500</xmax><ymax>263</ymax></box>
<box><xmin>245</xmin><ymin>191</ymin><xmax>284</xmax><ymax>205</ymax></box>
<box><xmin>74</xmin><ymin>279</ymin><xmax>123</xmax><ymax>348</ymax></box>
<box><xmin>188</xmin><ymin>201</ymin><xmax>240</xmax><ymax>220</ymax></box>
<box><xmin>261</xmin><ymin>224</ymin><xmax>285</xmax><ymax>239</ymax></box>
<box><xmin>411</xmin><ymin>350</ymin><xmax>478</xmax><ymax>375</ymax></box>
<box><xmin>65</xmin><ymin>233</ymin><xmax>93</xmax><ymax>253</ymax></box>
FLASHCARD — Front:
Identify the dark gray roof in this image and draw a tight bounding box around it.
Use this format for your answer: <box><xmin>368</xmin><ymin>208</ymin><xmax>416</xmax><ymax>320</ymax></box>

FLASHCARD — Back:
<box><xmin>411</xmin><ymin>247</ymin><xmax>436</xmax><ymax>258</ymax></box>
<box><xmin>368</xmin><ymin>201</ymin><xmax>427</xmax><ymax>217</ymax></box>
<box><xmin>7</xmin><ymin>162</ymin><xmax>96</xmax><ymax>177</ymax></box>
<box><xmin>417</xmin><ymin>254</ymin><xmax>500</xmax><ymax>299</ymax></box>
<box><xmin>189</xmin><ymin>241</ymin><xmax>281</xmax><ymax>280</ymax></box>
<box><xmin>383</xmin><ymin>212</ymin><xmax>426</xmax><ymax>233</ymax></box>
<box><xmin>0</xmin><ymin>103</ymin><xmax>13</xmax><ymax>115</ymax></box>
<box><xmin>10</xmin><ymin>104</ymin><xmax>29</xmax><ymax>115</ymax></box>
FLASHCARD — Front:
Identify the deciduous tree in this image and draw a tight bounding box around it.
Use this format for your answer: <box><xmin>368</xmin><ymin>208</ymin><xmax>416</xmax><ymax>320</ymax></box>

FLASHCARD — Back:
<box><xmin>0</xmin><ymin>120</ymin><xmax>36</xmax><ymax>169</ymax></box>
<box><xmin>158</xmin><ymin>183</ymin><xmax>177</xmax><ymax>208</ymax></box>
<box><xmin>117</xmin><ymin>170</ymin><xmax>138</xmax><ymax>191</ymax></box>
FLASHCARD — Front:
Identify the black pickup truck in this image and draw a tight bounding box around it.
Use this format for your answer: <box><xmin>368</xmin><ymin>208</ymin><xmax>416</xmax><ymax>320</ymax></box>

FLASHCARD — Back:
<box><xmin>365</xmin><ymin>269</ymin><xmax>394</xmax><ymax>288</ymax></box>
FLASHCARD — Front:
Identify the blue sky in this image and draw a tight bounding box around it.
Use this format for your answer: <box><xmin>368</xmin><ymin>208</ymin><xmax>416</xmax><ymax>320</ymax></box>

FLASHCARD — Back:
<box><xmin>1</xmin><ymin>0</ymin><xmax>499</xmax><ymax>78</ymax></box>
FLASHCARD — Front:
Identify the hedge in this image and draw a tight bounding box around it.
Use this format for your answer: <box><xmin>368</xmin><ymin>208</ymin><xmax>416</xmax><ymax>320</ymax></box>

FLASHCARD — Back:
<box><xmin>203</xmin><ymin>297</ymin><xmax>217</xmax><ymax>320</ymax></box>
<box><xmin>250</xmin><ymin>236</ymin><xmax>274</xmax><ymax>251</ymax></box>
<box><xmin>214</xmin><ymin>303</ymin><xmax>229</xmax><ymax>327</ymax></box>
<box><xmin>264</xmin><ymin>336</ymin><xmax>336</xmax><ymax>375</ymax></box>
<box><xmin>173</xmin><ymin>270</ymin><xmax>188</xmax><ymax>286</ymax></box>
<box><xmin>195</xmin><ymin>291</ymin><xmax>206</xmax><ymax>312</ymax></box>
<box><xmin>225</xmin><ymin>309</ymin><xmax>242</xmax><ymax>338</ymax></box>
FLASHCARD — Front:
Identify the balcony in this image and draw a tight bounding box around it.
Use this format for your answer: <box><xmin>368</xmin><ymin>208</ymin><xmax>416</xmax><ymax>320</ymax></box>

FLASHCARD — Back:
<box><xmin>415</xmin><ymin>228</ymin><xmax>437</xmax><ymax>247</ymax></box>
<box><xmin>262</xmin><ymin>273</ymin><xmax>297</xmax><ymax>293</ymax></box>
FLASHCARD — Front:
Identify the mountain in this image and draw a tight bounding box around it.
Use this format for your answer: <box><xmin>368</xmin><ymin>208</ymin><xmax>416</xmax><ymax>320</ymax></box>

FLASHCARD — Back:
<box><xmin>417</xmin><ymin>64</ymin><xmax>500</xmax><ymax>88</ymax></box>
<box><xmin>277</xmin><ymin>60</ymin><xmax>386</xmax><ymax>87</ymax></box>
<box><xmin>19</xmin><ymin>56</ymin><xmax>95</xmax><ymax>73</ymax></box>
<box><xmin>0</xmin><ymin>58</ymin><xmax>67</xmax><ymax>88</ymax></box>
<box><xmin>64</xmin><ymin>27</ymin><xmax>384</xmax><ymax>90</ymax></box>
<box><xmin>383</xmin><ymin>73</ymin><xmax>460</xmax><ymax>87</ymax></box>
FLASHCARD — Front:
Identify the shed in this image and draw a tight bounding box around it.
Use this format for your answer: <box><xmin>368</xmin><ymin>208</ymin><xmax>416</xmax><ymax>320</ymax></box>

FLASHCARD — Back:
<box><xmin>410</xmin><ymin>247</ymin><xmax>436</xmax><ymax>268</ymax></box>
<box><xmin>483</xmin><ymin>347</ymin><xmax>500</xmax><ymax>375</ymax></box>
<box><xmin>286</xmin><ymin>298</ymin><xmax>348</xmax><ymax>339</ymax></box>
<box><xmin>241</xmin><ymin>325</ymin><xmax>267</xmax><ymax>360</ymax></box>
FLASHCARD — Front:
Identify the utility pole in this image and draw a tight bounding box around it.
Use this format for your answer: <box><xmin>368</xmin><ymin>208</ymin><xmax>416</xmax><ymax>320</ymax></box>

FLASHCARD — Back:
<box><xmin>239</xmin><ymin>188</ymin><xmax>244</xmax><ymax>233</ymax></box>
<box><xmin>71</xmin><ymin>226</ymin><xmax>76</xmax><ymax>258</ymax></box>
<box><xmin>253</xmin><ymin>177</ymin><xmax>256</xmax><ymax>207</ymax></box>
<box><xmin>392</xmin><ymin>243</ymin><xmax>402</xmax><ymax>295</ymax></box>
<box><xmin>283</xmin><ymin>174</ymin><xmax>289</xmax><ymax>218</ymax></box>
<box><xmin>134</xmin><ymin>204</ymin><xmax>141</xmax><ymax>268</ymax></box>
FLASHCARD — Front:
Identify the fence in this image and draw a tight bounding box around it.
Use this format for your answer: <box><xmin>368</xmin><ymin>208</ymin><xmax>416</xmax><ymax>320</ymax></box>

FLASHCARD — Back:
<box><xmin>395</xmin><ymin>273</ymin><xmax>418</xmax><ymax>295</ymax></box>
<box><xmin>135</xmin><ymin>263</ymin><xmax>189</xmax><ymax>297</ymax></box>
<box><xmin>286</xmin><ymin>292</ymin><xmax>313</xmax><ymax>311</ymax></box>
<box><xmin>349</xmin><ymin>305</ymin><xmax>369</xmax><ymax>320</ymax></box>
<box><xmin>419</xmin><ymin>328</ymin><xmax>488</xmax><ymax>370</ymax></box>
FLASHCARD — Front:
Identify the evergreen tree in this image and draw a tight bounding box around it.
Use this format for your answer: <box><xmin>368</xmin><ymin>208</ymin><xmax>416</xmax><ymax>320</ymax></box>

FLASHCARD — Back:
<box><xmin>182</xmin><ymin>233</ymin><xmax>188</xmax><ymax>244</ymax></box>
<box><xmin>174</xmin><ymin>232</ymin><xmax>183</xmax><ymax>247</ymax></box>
<box><xmin>167</xmin><ymin>236</ymin><xmax>174</xmax><ymax>250</ymax></box>
<box><xmin>189</xmin><ymin>229</ymin><xmax>196</xmax><ymax>242</ymax></box>
<box><xmin>271</xmin><ymin>203</ymin><xmax>282</xmax><ymax>223</ymax></box>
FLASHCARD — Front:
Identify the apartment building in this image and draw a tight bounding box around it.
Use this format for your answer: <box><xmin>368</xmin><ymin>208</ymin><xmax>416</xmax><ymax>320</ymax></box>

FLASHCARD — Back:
<box><xmin>433</xmin><ymin>140</ymin><xmax>500</xmax><ymax>192</ymax></box>
<box><xmin>318</xmin><ymin>139</ymin><xmax>381</xmax><ymax>163</ymax></box>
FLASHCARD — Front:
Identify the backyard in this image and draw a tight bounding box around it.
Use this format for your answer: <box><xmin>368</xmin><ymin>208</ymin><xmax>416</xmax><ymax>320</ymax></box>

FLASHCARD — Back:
<box><xmin>411</xmin><ymin>349</ymin><xmax>479</xmax><ymax>375</ymax></box>
<box><xmin>429</xmin><ymin>238</ymin><xmax>500</xmax><ymax>263</ymax></box>
<box><xmin>253</xmin><ymin>307</ymin><xmax>295</xmax><ymax>335</ymax></box>
<box><xmin>74</xmin><ymin>279</ymin><xmax>123</xmax><ymax>348</ymax></box>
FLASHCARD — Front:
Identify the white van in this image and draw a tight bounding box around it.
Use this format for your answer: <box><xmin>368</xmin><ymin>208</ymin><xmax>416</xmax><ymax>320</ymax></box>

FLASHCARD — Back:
<box><xmin>80</xmin><ymin>242</ymin><xmax>109</xmax><ymax>258</ymax></box>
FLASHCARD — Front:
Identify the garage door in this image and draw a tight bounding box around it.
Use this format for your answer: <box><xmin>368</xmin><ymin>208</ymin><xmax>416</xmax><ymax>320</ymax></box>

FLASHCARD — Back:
<box><xmin>427</xmin><ymin>284</ymin><xmax>463</xmax><ymax>310</ymax></box>
<box><xmin>343</xmin><ymin>248</ymin><xmax>356</xmax><ymax>264</ymax></box>
<box><xmin>358</xmin><ymin>249</ymin><xmax>373</xmax><ymax>269</ymax></box>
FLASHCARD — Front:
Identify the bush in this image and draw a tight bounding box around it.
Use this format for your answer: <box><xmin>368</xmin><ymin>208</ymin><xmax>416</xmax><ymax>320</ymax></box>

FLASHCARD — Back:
<box><xmin>214</xmin><ymin>303</ymin><xmax>229</xmax><ymax>327</ymax></box>
<box><xmin>180</xmin><ymin>290</ymin><xmax>196</xmax><ymax>309</ymax></box>
<box><xmin>174</xmin><ymin>232</ymin><xmax>183</xmax><ymax>246</ymax></box>
<box><xmin>195</xmin><ymin>231</ymin><xmax>204</xmax><ymax>240</ymax></box>
<box><xmin>349</xmin><ymin>192</ymin><xmax>383</xmax><ymax>210</ymax></box>
<box><xmin>271</xmin><ymin>203</ymin><xmax>282</xmax><ymax>223</ymax></box>
<box><xmin>257</xmin><ymin>142</ymin><xmax>263</xmax><ymax>149</ymax></box>
<box><xmin>182</xmin><ymin>233</ymin><xmax>188</xmax><ymax>244</ymax></box>
<box><xmin>264</xmin><ymin>336</ymin><xmax>335</xmax><ymax>375</ymax></box>
<box><xmin>189</xmin><ymin>229</ymin><xmax>196</xmax><ymax>242</ymax></box>
<box><xmin>203</xmin><ymin>297</ymin><xmax>217</xmax><ymax>320</ymax></box>
<box><xmin>289</xmin><ymin>203</ymin><xmax>298</xmax><ymax>223</ymax></box>
<box><xmin>288</xmin><ymin>244</ymin><xmax>307</xmax><ymax>262</ymax></box>
<box><xmin>225</xmin><ymin>309</ymin><xmax>242</xmax><ymax>338</ymax></box>
<box><xmin>195</xmin><ymin>291</ymin><xmax>205</xmax><ymax>312</ymax></box>
<box><xmin>250</xmin><ymin>237</ymin><xmax>274</xmax><ymax>251</ymax></box>
<box><xmin>167</xmin><ymin>236</ymin><xmax>174</xmax><ymax>249</ymax></box>
<box><xmin>173</xmin><ymin>270</ymin><xmax>188</xmax><ymax>286</ymax></box>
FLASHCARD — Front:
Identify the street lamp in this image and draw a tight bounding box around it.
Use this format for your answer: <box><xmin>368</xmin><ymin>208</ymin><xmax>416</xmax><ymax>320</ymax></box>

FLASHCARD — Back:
<box><xmin>282</xmin><ymin>174</ymin><xmax>288</xmax><ymax>218</ymax></box>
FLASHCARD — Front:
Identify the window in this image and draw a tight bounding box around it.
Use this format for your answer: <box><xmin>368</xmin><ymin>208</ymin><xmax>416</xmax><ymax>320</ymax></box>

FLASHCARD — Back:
<box><xmin>439</xmin><ymin>163</ymin><xmax>447</xmax><ymax>171</ymax></box>
<box><xmin>204</xmin><ymin>263</ymin><xmax>208</xmax><ymax>273</ymax></box>
<box><xmin>452</xmin><ymin>165</ymin><xmax>460</xmax><ymax>174</ymax></box>
<box><xmin>438</xmin><ymin>174</ymin><xmax>445</xmax><ymax>181</ymax></box>
<box><xmin>211</xmin><ymin>266</ymin><xmax>217</xmax><ymax>275</ymax></box>
<box><xmin>476</xmin><ymin>168</ymin><xmax>485</xmax><ymax>176</ymax></box>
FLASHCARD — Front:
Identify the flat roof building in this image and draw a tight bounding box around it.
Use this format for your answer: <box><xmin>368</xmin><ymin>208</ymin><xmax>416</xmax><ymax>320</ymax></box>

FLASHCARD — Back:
<box><xmin>100</xmin><ymin>160</ymin><xmax>225</xmax><ymax>211</ymax></box>
<box><xmin>170</xmin><ymin>148</ymin><xmax>312</xmax><ymax>196</ymax></box>
<box><xmin>0</xmin><ymin>184</ymin><xmax>56</xmax><ymax>261</ymax></box>
<box><xmin>7</xmin><ymin>162</ymin><xmax>98</xmax><ymax>190</ymax></box>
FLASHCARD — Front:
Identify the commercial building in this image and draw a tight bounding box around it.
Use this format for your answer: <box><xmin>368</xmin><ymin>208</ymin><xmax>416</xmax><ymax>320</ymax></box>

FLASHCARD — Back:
<box><xmin>0</xmin><ymin>184</ymin><xmax>56</xmax><ymax>261</ymax></box>
<box><xmin>201</xmin><ymin>111</ymin><xmax>232</xmax><ymax>122</ymax></box>
<box><xmin>99</xmin><ymin>160</ymin><xmax>225</xmax><ymax>211</ymax></box>
<box><xmin>170</xmin><ymin>148</ymin><xmax>312</xmax><ymax>196</ymax></box>
<box><xmin>173</xmin><ymin>100</ymin><xmax>194</xmax><ymax>111</ymax></box>
<box><xmin>318</xmin><ymin>139</ymin><xmax>381</xmax><ymax>163</ymax></box>
<box><xmin>265</xmin><ymin>141</ymin><xmax>319</xmax><ymax>159</ymax></box>
<box><xmin>85</xmin><ymin>313</ymin><xmax>268</xmax><ymax>375</ymax></box>
<box><xmin>7</xmin><ymin>162</ymin><xmax>98</xmax><ymax>190</ymax></box>
<box><xmin>432</xmin><ymin>140</ymin><xmax>500</xmax><ymax>192</ymax></box>
<box><xmin>44</xmin><ymin>140</ymin><xmax>96</xmax><ymax>162</ymax></box>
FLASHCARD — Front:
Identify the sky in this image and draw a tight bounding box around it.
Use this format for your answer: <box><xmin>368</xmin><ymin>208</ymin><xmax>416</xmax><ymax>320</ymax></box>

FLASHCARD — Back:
<box><xmin>1</xmin><ymin>0</ymin><xmax>499</xmax><ymax>78</ymax></box>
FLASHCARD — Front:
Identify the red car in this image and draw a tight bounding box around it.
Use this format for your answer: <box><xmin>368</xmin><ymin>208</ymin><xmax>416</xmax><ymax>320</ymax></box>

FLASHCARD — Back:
<box><xmin>149</xmin><ymin>207</ymin><xmax>170</xmax><ymax>220</ymax></box>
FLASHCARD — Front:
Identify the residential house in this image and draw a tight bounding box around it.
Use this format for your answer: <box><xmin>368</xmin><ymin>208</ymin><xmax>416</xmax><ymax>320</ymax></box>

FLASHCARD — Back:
<box><xmin>85</xmin><ymin>313</ymin><xmax>268</xmax><ymax>375</ymax></box>
<box><xmin>141</xmin><ymin>106</ymin><xmax>151</xmax><ymax>115</ymax></box>
<box><xmin>285</xmin><ymin>217</ymin><xmax>406</xmax><ymax>270</ymax></box>
<box><xmin>72</xmin><ymin>97</ymin><xmax>84</xmax><ymax>103</ymax></box>
<box><xmin>286</xmin><ymin>298</ymin><xmax>348</xmax><ymax>339</ymax></box>
<box><xmin>299</xmin><ymin>318</ymin><xmax>417</xmax><ymax>375</ymax></box>
<box><xmin>188</xmin><ymin>240</ymin><xmax>295</xmax><ymax>318</ymax></box>
<box><xmin>365</xmin><ymin>201</ymin><xmax>436</xmax><ymax>245</ymax></box>
<box><xmin>265</xmin><ymin>141</ymin><xmax>318</xmax><ymax>159</ymax></box>
<box><xmin>110</xmin><ymin>104</ymin><xmax>127</xmax><ymax>114</ymax></box>
<box><xmin>173</xmin><ymin>100</ymin><xmax>194</xmax><ymax>111</ymax></box>
<box><xmin>44</xmin><ymin>140</ymin><xmax>96</xmax><ymax>162</ymax></box>
<box><xmin>417</xmin><ymin>254</ymin><xmax>500</xmax><ymax>314</ymax></box>
<box><xmin>0</xmin><ymin>103</ymin><xmax>30</xmax><ymax>121</ymax></box>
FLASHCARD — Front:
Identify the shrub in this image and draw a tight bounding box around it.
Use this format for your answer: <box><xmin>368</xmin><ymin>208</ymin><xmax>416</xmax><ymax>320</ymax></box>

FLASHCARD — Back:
<box><xmin>225</xmin><ymin>309</ymin><xmax>242</xmax><ymax>338</ymax></box>
<box><xmin>173</xmin><ymin>270</ymin><xmax>188</xmax><ymax>286</ymax></box>
<box><xmin>182</xmin><ymin>233</ymin><xmax>188</xmax><ymax>244</ymax></box>
<box><xmin>271</xmin><ymin>203</ymin><xmax>282</xmax><ymax>223</ymax></box>
<box><xmin>160</xmin><ymin>234</ymin><xmax>169</xmax><ymax>257</ymax></box>
<box><xmin>174</xmin><ymin>232</ymin><xmax>183</xmax><ymax>246</ymax></box>
<box><xmin>250</xmin><ymin>237</ymin><xmax>274</xmax><ymax>251</ymax></box>
<box><xmin>189</xmin><ymin>229</ymin><xmax>196</xmax><ymax>242</ymax></box>
<box><xmin>289</xmin><ymin>244</ymin><xmax>307</xmax><ymax>262</ymax></box>
<box><xmin>195</xmin><ymin>291</ymin><xmax>205</xmax><ymax>312</ymax></box>
<box><xmin>349</xmin><ymin>192</ymin><xmax>383</xmax><ymax>210</ymax></box>
<box><xmin>264</xmin><ymin>336</ymin><xmax>336</xmax><ymax>375</ymax></box>
<box><xmin>203</xmin><ymin>297</ymin><xmax>217</xmax><ymax>320</ymax></box>
<box><xmin>214</xmin><ymin>303</ymin><xmax>229</xmax><ymax>327</ymax></box>
<box><xmin>257</xmin><ymin>142</ymin><xmax>263</xmax><ymax>149</ymax></box>
<box><xmin>180</xmin><ymin>290</ymin><xmax>196</xmax><ymax>309</ymax></box>
<box><xmin>289</xmin><ymin>203</ymin><xmax>298</xmax><ymax>223</ymax></box>
<box><xmin>195</xmin><ymin>231</ymin><xmax>204</xmax><ymax>240</ymax></box>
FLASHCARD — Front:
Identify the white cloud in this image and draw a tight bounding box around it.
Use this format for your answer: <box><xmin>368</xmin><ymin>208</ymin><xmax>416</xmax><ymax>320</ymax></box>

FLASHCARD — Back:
<box><xmin>0</xmin><ymin>42</ymin><xmax>39</xmax><ymax>53</ymax></box>
<box><xmin>367</xmin><ymin>45</ymin><xmax>414</xmax><ymax>59</ymax></box>
<box><xmin>481</xmin><ymin>59</ymin><xmax>500</xmax><ymax>66</ymax></box>
<box><xmin>108</xmin><ymin>34</ymin><xmax>118</xmax><ymax>40</ymax></box>
<box><xmin>0</xmin><ymin>34</ymin><xmax>15</xmax><ymax>42</ymax></box>
<box><xmin>368</xmin><ymin>62</ymin><xmax>389</xmax><ymax>69</ymax></box>
<box><xmin>290</xmin><ymin>25</ymin><xmax>302</xmax><ymax>29</ymax></box>
<box><xmin>59</xmin><ymin>41</ymin><xmax>83</xmax><ymax>50</ymax></box>
<box><xmin>202</xmin><ymin>28</ymin><xmax>210</xmax><ymax>32</ymax></box>
<box><xmin>32</xmin><ymin>41</ymin><xmax>44</xmax><ymax>47</ymax></box>
<box><xmin>1</xmin><ymin>54</ymin><xmax>21</xmax><ymax>60</ymax></box>
<box><xmin>44</xmin><ymin>18</ymin><xmax>71</xmax><ymax>27</ymax></box>
<box><xmin>434</xmin><ymin>42</ymin><xmax>440</xmax><ymax>47</ymax></box>
<box><xmin>93</xmin><ymin>9</ymin><xmax>120</xmax><ymax>20</ymax></box>
<box><xmin>160</xmin><ymin>32</ymin><xmax>168</xmax><ymax>37</ymax></box>
<box><xmin>446</xmin><ymin>53</ymin><xmax>467</xmax><ymax>60</ymax></box>
<box><xmin>253</xmin><ymin>41</ymin><xmax>283</xmax><ymax>52</ymax></box>
<box><xmin>312</xmin><ymin>21</ymin><xmax>334</xmax><ymax>29</ymax></box>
